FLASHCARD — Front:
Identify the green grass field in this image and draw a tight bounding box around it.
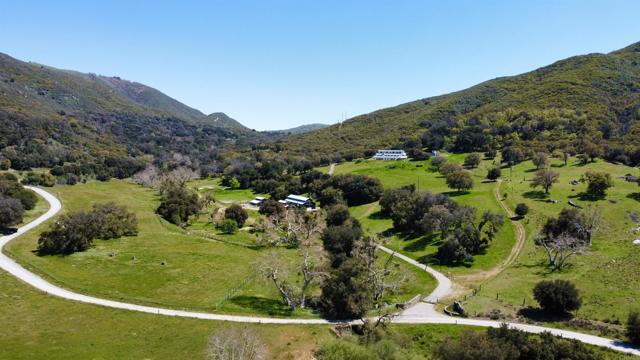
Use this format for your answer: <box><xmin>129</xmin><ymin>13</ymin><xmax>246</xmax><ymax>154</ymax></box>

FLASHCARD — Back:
<box><xmin>462</xmin><ymin>157</ymin><xmax>640</xmax><ymax>325</ymax></box>
<box><xmin>4</xmin><ymin>179</ymin><xmax>433</xmax><ymax>317</ymax></box>
<box><xmin>326</xmin><ymin>157</ymin><xmax>517</xmax><ymax>279</ymax></box>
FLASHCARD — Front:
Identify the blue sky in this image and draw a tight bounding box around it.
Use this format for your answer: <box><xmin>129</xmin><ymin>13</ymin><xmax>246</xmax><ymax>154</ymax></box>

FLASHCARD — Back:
<box><xmin>1</xmin><ymin>1</ymin><xmax>639</xmax><ymax>130</ymax></box>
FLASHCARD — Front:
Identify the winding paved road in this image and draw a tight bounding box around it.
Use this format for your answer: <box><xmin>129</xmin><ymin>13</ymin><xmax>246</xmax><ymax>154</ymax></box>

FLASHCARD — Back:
<box><xmin>0</xmin><ymin>186</ymin><xmax>638</xmax><ymax>356</ymax></box>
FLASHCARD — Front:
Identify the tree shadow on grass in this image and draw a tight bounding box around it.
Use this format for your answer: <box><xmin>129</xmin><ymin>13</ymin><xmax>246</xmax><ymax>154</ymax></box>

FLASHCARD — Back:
<box><xmin>442</xmin><ymin>191</ymin><xmax>471</xmax><ymax>198</ymax></box>
<box><xmin>416</xmin><ymin>253</ymin><xmax>472</xmax><ymax>268</ymax></box>
<box><xmin>229</xmin><ymin>295</ymin><xmax>294</xmax><ymax>316</ymax></box>
<box><xmin>368</xmin><ymin>210</ymin><xmax>386</xmax><ymax>220</ymax></box>
<box><xmin>522</xmin><ymin>190</ymin><xmax>548</xmax><ymax>200</ymax></box>
<box><xmin>569</xmin><ymin>192</ymin><xmax>605</xmax><ymax>202</ymax></box>
<box><xmin>403</xmin><ymin>234</ymin><xmax>439</xmax><ymax>252</ymax></box>
<box><xmin>517</xmin><ymin>307</ymin><xmax>573</xmax><ymax>322</ymax></box>
<box><xmin>627</xmin><ymin>193</ymin><xmax>640</xmax><ymax>202</ymax></box>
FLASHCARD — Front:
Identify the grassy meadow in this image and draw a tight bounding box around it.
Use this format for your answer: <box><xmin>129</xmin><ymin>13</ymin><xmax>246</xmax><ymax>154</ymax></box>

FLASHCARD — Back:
<box><xmin>3</xmin><ymin>179</ymin><xmax>434</xmax><ymax>317</ymax></box>
<box><xmin>463</xmin><ymin>157</ymin><xmax>640</xmax><ymax>325</ymax></box>
<box><xmin>323</xmin><ymin>156</ymin><xmax>517</xmax><ymax>280</ymax></box>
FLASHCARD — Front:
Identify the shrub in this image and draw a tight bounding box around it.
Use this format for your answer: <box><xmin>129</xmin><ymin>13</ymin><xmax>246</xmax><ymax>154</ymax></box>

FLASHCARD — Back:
<box><xmin>464</xmin><ymin>153</ymin><xmax>482</xmax><ymax>168</ymax></box>
<box><xmin>323</xmin><ymin>174</ymin><xmax>383</xmax><ymax>206</ymax></box>
<box><xmin>91</xmin><ymin>202</ymin><xmax>138</xmax><ymax>239</ymax></box>
<box><xmin>22</xmin><ymin>172</ymin><xmax>56</xmax><ymax>187</ymax></box>
<box><xmin>627</xmin><ymin>311</ymin><xmax>640</xmax><ymax>346</ymax></box>
<box><xmin>258</xmin><ymin>198</ymin><xmax>285</xmax><ymax>218</ymax></box>
<box><xmin>318</xmin><ymin>186</ymin><xmax>344</xmax><ymax>207</ymax></box>
<box><xmin>326</xmin><ymin>204</ymin><xmax>351</xmax><ymax>226</ymax></box>
<box><xmin>436</xmin><ymin>238</ymin><xmax>471</xmax><ymax>265</ymax></box>
<box><xmin>156</xmin><ymin>181</ymin><xmax>201</xmax><ymax>226</ymax></box>
<box><xmin>446</xmin><ymin>170</ymin><xmax>474</xmax><ymax>192</ymax></box>
<box><xmin>582</xmin><ymin>171</ymin><xmax>614</xmax><ymax>197</ymax></box>
<box><xmin>515</xmin><ymin>203</ymin><xmax>529</xmax><ymax>217</ymax></box>
<box><xmin>0</xmin><ymin>159</ymin><xmax>10</xmax><ymax>170</ymax></box>
<box><xmin>486</xmin><ymin>166</ymin><xmax>501</xmax><ymax>181</ymax></box>
<box><xmin>37</xmin><ymin>204</ymin><xmax>138</xmax><ymax>255</ymax></box>
<box><xmin>430</xmin><ymin>155</ymin><xmax>447</xmax><ymax>170</ymax></box>
<box><xmin>0</xmin><ymin>196</ymin><xmax>24</xmax><ymax>230</ymax></box>
<box><xmin>533</xmin><ymin>280</ymin><xmax>581</xmax><ymax>315</ymax></box>
<box><xmin>314</xmin><ymin>340</ymin><xmax>372</xmax><ymax>360</ymax></box>
<box><xmin>224</xmin><ymin>204</ymin><xmax>248</xmax><ymax>228</ymax></box>
<box><xmin>220</xmin><ymin>219</ymin><xmax>238</xmax><ymax>234</ymax></box>
<box><xmin>320</xmin><ymin>257</ymin><xmax>373</xmax><ymax>319</ymax></box>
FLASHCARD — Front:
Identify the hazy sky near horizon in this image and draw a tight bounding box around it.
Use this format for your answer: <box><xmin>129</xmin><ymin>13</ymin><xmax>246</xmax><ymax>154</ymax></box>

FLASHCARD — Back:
<box><xmin>1</xmin><ymin>1</ymin><xmax>639</xmax><ymax>130</ymax></box>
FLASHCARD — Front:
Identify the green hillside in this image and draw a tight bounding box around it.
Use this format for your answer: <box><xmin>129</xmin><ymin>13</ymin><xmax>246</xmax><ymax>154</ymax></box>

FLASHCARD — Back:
<box><xmin>282</xmin><ymin>42</ymin><xmax>640</xmax><ymax>164</ymax></box>
<box><xmin>0</xmin><ymin>52</ymin><xmax>256</xmax><ymax>176</ymax></box>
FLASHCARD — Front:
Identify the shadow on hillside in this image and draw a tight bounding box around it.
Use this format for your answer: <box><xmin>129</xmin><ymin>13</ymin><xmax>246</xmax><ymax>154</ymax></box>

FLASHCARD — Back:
<box><xmin>627</xmin><ymin>193</ymin><xmax>640</xmax><ymax>202</ymax></box>
<box><xmin>569</xmin><ymin>192</ymin><xmax>605</xmax><ymax>202</ymax></box>
<box><xmin>550</xmin><ymin>163</ymin><xmax>566</xmax><ymax>168</ymax></box>
<box><xmin>524</xmin><ymin>167</ymin><xmax>540</xmax><ymax>173</ymax></box>
<box><xmin>368</xmin><ymin>210</ymin><xmax>386</xmax><ymax>220</ymax></box>
<box><xmin>518</xmin><ymin>307</ymin><xmax>573</xmax><ymax>322</ymax></box>
<box><xmin>402</xmin><ymin>234</ymin><xmax>439</xmax><ymax>252</ymax></box>
<box><xmin>416</xmin><ymin>253</ymin><xmax>473</xmax><ymax>268</ymax></box>
<box><xmin>229</xmin><ymin>296</ymin><xmax>294</xmax><ymax>316</ymax></box>
<box><xmin>442</xmin><ymin>191</ymin><xmax>471</xmax><ymax>197</ymax></box>
<box><xmin>523</xmin><ymin>190</ymin><xmax>548</xmax><ymax>200</ymax></box>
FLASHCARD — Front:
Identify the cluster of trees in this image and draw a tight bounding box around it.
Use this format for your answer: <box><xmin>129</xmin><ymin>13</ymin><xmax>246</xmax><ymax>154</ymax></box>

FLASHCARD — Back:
<box><xmin>38</xmin><ymin>203</ymin><xmax>138</xmax><ymax>255</ymax></box>
<box><xmin>22</xmin><ymin>171</ymin><xmax>56</xmax><ymax>187</ymax></box>
<box><xmin>220</xmin><ymin>204</ymin><xmax>248</xmax><ymax>233</ymax></box>
<box><xmin>319</xmin><ymin>205</ymin><xmax>399</xmax><ymax>319</ymax></box>
<box><xmin>156</xmin><ymin>179</ymin><xmax>202</xmax><ymax>227</ymax></box>
<box><xmin>430</xmin><ymin>156</ymin><xmax>474</xmax><ymax>193</ymax></box>
<box><xmin>434</xmin><ymin>324</ymin><xmax>602</xmax><ymax>360</ymax></box>
<box><xmin>315</xmin><ymin>174</ymin><xmax>384</xmax><ymax>207</ymax></box>
<box><xmin>379</xmin><ymin>185</ymin><xmax>504</xmax><ymax>265</ymax></box>
<box><xmin>314</xmin><ymin>324</ymin><xmax>602</xmax><ymax>360</ymax></box>
<box><xmin>0</xmin><ymin>173</ymin><xmax>38</xmax><ymax>230</ymax></box>
<box><xmin>535</xmin><ymin>207</ymin><xmax>602</xmax><ymax>270</ymax></box>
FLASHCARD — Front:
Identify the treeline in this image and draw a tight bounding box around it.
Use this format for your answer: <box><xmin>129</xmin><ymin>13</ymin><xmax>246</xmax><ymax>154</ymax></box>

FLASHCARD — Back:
<box><xmin>315</xmin><ymin>324</ymin><xmax>604</xmax><ymax>360</ymax></box>
<box><xmin>0</xmin><ymin>173</ymin><xmax>38</xmax><ymax>230</ymax></box>
<box><xmin>38</xmin><ymin>203</ymin><xmax>138</xmax><ymax>255</ymax></box>
<box><xmin>380</xmin><ymin>185</ymin><xmax>504</xmax><ymax>265</ymax></box>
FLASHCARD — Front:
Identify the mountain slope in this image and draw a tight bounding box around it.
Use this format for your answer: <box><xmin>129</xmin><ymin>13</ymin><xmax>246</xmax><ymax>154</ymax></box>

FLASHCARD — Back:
<box><xmin>0</xmin><ymin>53</ymin><xmax>254</xmax><ymax>175</ymax></box>
<box><xmin>282</xmin><ymin>42</ymin><xmax>640</xmax><ymax>162</ymax></box>
<box><xmin>205</xmin><ymin>112</ymin><xmax>250</xmax><ymax>131</ymax></box>
<box><xmin>267</xmin><ymin>123</ymin><xmax>329</xmax><ymax>135</ymax></box>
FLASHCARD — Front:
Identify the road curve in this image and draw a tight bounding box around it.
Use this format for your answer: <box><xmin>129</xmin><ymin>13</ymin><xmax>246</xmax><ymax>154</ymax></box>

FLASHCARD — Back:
<box><xmin>0</xmin><ymin>187</ymin><xmax>638</xmax><ymax>356</ymax></box>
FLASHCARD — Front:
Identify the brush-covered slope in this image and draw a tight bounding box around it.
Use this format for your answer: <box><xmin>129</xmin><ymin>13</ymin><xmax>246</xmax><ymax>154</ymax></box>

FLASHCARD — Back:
<box><xmin>283</xmin><ymin>42</ymin><xmax>640</xmax><ymax>160</ymax></box>
<box><xmin>0</xmin><ymin>53</ymin><xmax>253</xmax><ymax>173</ymax></box>
<box><xmin>206</xmin><ymin>112</ymin><xmax>250</xmax><ymax>131</ymax></box>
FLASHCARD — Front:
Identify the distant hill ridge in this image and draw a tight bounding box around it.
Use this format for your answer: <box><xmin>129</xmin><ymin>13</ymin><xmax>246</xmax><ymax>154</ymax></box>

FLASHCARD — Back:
<box><xmin>0</xmin><ymin>52</ymin><xmax>255</xmax><ymax>173</ymax></box>
<box><xmin>281</xmin><ymin>41</ymin><xmax>640</xmax><ymax>163</ymax></box>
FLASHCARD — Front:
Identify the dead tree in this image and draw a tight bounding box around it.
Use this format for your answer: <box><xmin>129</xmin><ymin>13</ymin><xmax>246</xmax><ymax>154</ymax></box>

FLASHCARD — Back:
<box><xmin>535</xmin><ymin>234</ymin><xmax>588</xmax><ymax>271</ymax></box>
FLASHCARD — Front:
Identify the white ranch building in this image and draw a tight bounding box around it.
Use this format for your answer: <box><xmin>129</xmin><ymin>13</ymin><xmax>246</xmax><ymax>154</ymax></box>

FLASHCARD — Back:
<box><xmin>279</xmin><ymin>194</ymin><xmax>316</xmax><ymax>209</ymax></box>
<box><xmin>375</xmin><ymin>149</ymin><xmax>408</xmax><ymax>160</ymax></box>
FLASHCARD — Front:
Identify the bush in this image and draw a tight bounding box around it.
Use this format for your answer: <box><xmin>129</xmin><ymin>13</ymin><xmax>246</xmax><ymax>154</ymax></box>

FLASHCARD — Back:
<box><xmin>627</xmin><ymin>311</ymin><xmax>640</xmax><ymax>346</ymax></box>
<box><xmin>156</xmin><ymin>181</ymin><xmax>202</xmax><ymax>226</ymax></box>
<box><xmin>258</xmin><ymin>198</ymin><xmax>285</xmax><ymax>218</ymax></box>
<box><xmin>515</xmin><ymin>203</ymin><xmax>529</xmax><ymax>217</ymax></box>
<box><xmin>314</xmin><ymin>340</ymin><xmax>373</xmax><ymax>360</ymax></box>
<box><xmin>91</xmin><ymin>202</ymin><xmax>138</xmax><ymax>239</ymax></box>
<box><xmin>446</xmin><ymin>170</ymin><xmax>474</xmax><ymax>192</ymax></box>
<box><xmin>486</xmin><ymin>167</ymin><xmax>501</xmax><ymax>181</ymax></box>
<box><xmin>0</xmin><ymin>196</ymin><xmax>24</xmax><ymax>230</ymax></box>
<box><xmin>220</xmin><ymin>219</ymin><xmax>238</xmax><ymax>234</ymax></box>
<box><xmin>225</xmin><ymin>204</ymin><xmax>248</xmax><ymax>228</ymax></box>
<box><xmin>326</xmin><ymin>204</ymin><xmax>351</xmax><ymax>226</ymax></box>
<box><xmin>430</xmin><ymin>156</ymin><xmax>447</xmax><ymax>170</ymax></box>
<box><xmin>582</xmin><ymin>171</ymin><xmax>614</xmax><ymax>197</ymax></box>
<box><xmin>22</xmin><ymin>172</ymin><xmax>56</xmax><ymax>187</ymax></box>
<box><xmin>37</xmin><ymin>203</ymin><xmax>138</xmax><ymax>255</ymax></box>
<box><xmin>38</xmin><ymin>212</ymin><xmax>97</xmax><ymax>255</ymax></box>
<box><xmin>318</xmin><ymin>186</ymin><xmax>344</xmax><ymax>207</ymax></box>
<box><xmin>0</xmin><ymin>159</ymin><xmax>10</xmax><ymax>170</ymax></box>
<box><xmin>323</xmin><ymin>174</ymin><xmax>383</xmax><ymax>206</ymax></box>
<box><xmin>533</xmin><ymin>280</ymin><xmax>581</xmax><ymax>315</ymax></box>
<box><xmin>320</xmin><ymin>258</ymin><xmax>373</xmax><ymax>319</ymax></box>
<box><xmin>436</xmin><ymin>238</ymin><xmax>472</xmax><ymax>265</ymax></box>
<box><xmin>464</xmin><ymin>153</ymin><xmax>482</xmax><ymax>168</ymax></box>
